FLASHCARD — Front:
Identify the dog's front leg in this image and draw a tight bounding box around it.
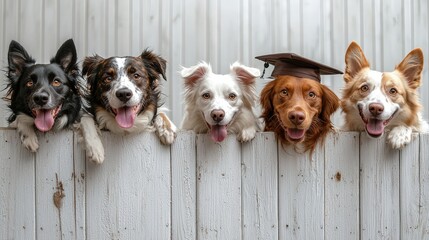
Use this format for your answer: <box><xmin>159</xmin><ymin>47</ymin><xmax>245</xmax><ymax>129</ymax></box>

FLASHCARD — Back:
<box><xmin>10</xmin><ymin>114</ymin><xmax>39</xmax><ymax>152</ymax></box>
<box><xmin>153</xmin><ymin>113</ymin><xmax>177</xmax><ymax>145</ymax></box>
<box><xmin>79</xmin><ymin>115</ymin><xmax>105</xmax><ymax>164</ymax></box>
<box><xmin>387</xmin><ymin>125</ymin><xmax>414</xmax><ymax>149</ymax></box>
<box><xmin>236</xmin><ymin>109</ymin><xmax>259</xmax><ymax>142</ymax></box>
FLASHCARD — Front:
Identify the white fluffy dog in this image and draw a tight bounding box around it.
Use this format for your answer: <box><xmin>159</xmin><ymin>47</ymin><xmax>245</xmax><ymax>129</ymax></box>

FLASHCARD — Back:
<box><xmin>181</xmin><ymin>62</ymin><xmax>261</xmax><ymax>142</ymax></box>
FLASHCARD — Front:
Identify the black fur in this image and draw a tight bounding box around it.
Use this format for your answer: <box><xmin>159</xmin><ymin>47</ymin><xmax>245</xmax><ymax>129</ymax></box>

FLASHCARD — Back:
<box><xmin>5</xmin><ymin>39</ymin><xmax>81</xmax><ymax>130</ymax></box>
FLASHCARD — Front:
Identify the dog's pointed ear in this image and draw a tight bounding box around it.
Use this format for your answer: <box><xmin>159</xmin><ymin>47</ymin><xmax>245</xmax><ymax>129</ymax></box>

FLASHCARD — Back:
<box><xmin>395</xmin><ymin>48</ymin><xmax>424</xmax><ymax>89</ymax></box>
<box><xmin>52</xmin><ymin>39</ymin><xmax>78</xmax><ymax>72</ymax></box>
<box><xmin>181</xmin><ymin>62</ymin><xmax>211</xmax><ymax>87</ymax></box>
<box><xmin>344</xmin><ymin>41</ymin><xmax>370</xmax><ymax>83</ymax></box>
<box><xmin>320</xmin><ymin>85</ymin><xmax>340</xmax><ymax>121</ymax></box>
<box><xmin>141</xmin><ymin>49</ymin><xmax>167</xmax><ymax>81</ymax></box>
<box><xmin>7</xmin><ymin>40</ymin><xmax>36</xmax><ymax>81</ymax></box>
<box><xmin>230</xmin><ymin>61</ymin><xmax>260</xmax><ymax>85</ymax></box>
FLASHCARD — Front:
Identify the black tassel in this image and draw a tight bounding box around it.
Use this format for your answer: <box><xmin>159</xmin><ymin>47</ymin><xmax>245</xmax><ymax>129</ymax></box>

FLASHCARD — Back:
<box><xmin>260</xmin><ymin>62</ymin><xmax>269</xmax><ymax>78</ymax></box>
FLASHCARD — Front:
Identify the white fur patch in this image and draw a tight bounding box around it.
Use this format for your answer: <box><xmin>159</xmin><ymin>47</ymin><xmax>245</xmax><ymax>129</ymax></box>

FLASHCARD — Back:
<box><xmin>181</xmin><ymin>62</ymin><xmax>261</xmax><ymax>142</ymax></box>
<box><xmin>10</xmin><ymin>114</ymin><xmax>39</xmax><ymax>152</ymax></box>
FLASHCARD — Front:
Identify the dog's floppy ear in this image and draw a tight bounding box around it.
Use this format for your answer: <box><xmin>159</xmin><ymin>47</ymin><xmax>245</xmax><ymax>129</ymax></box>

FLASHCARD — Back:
<box><xmin>82</xmin><ymin>55</ymin><xmax>103</xmax><ymax>77</ymax></box>
<box><xmin>7</xmin><ymin>40</ymin><xmax>36</xmax><ymax>82</ymax></box>
<box><xmin>181</xmin><ymin>62</ymin><xmax>211</xmax><ymax>87</ymax></box>
<box><xmin>141</xmin><ymin>49</ymin><xmax>167</xmax><ymax>81</ymax></box>
<box><xmin>230</xmin><ymin>62</ymin><xmax>260</xmax><ymax>85</ymax></box>
<box><xmin>344</xmin><ymin>41</ymin><xmax>370</xmax><ymax>83</ymax></box>
<box><xmin>320</xmin><ymin>85</ymin><xmax>340</xmax><ymax>122</ymax></box>
<box><xmin>260</xmin><ymin>80</ymin><xmax>276</xmax><ymax>123</ymax></box>
<box><xmin>51</xmin><ymin>39</ymin><xmax>78</xmax><ymax>73</ymax></box>
<box><xmin>395</xmin><ymin>48</ymin><xmax>424</xmax><ymax>89</ymax></box>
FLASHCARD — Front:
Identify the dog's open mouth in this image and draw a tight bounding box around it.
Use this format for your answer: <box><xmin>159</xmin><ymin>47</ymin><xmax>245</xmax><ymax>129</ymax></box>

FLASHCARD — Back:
<box><xmin>32</xmin><ymin>105</ymin><xmax>62</xmax><ymax>132</ymax></box>
<box><xmin>207</xmin><ymin>124</ymin><xmax>228</xmax><ymax>142</ymax></box>
<box><xmin>286</xmin><ymin>128</ymin><xmax>305</xmax><ymax>140</ymax></box>
<box><xmin>112</xmin><ymin>105</ymin><xmax>141</xmax><ymax>129</ymax></box>
<box><xmin>359</xmin><ymin>107</ymin><xmax>397</xmax><ymax>137</ymax></box>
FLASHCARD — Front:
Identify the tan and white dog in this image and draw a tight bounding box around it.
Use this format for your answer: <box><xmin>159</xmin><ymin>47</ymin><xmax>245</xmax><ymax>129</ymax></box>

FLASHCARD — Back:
<box><xmin>181</xmin><ymin>62</ymin><xmax>261</xmax><ymax>142</ymax></box>
<box><xmin>341</xmin><ymin>41</ymin><xmax>428</xmax><ymax>149</ymax></box>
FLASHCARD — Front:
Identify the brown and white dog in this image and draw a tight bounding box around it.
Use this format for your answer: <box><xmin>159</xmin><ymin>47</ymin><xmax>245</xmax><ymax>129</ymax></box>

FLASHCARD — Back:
<box><xmin>78</xmin><ymin>50</ymin><xmax>176</xmax><ymax>163</ymax></box>
<box><xmin>260</xmin><ymin>75</ymin><xmax>339</xmax><ymax>152</ymax></box>
<box><xmin>181</xmin><ymin>62</ymin><xmax>261</xmax><ymax>142</ymax></box>
<box><xmin>341</xmin><ymin>41</ymin><xmax>428</xmax><ymax>149</ymax></box>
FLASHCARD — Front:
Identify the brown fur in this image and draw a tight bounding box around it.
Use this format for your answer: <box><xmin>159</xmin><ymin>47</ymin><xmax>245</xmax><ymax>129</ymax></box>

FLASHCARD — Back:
<box><xmin>260</xmin><ymin>75</ymin><xmax>339</xmax><ymax>152</ymax></box>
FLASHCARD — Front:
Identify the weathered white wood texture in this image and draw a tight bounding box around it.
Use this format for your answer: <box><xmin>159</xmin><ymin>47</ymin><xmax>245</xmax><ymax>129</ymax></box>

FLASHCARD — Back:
<box><xmin>1</xmin><ymin>0</ymin><xmax>429</xmax><ymax>128</ymax></box>
<box><xmin>1</xmin><ymin>131</ymin><xmax>429</xmax><ymax>239</ymax></box>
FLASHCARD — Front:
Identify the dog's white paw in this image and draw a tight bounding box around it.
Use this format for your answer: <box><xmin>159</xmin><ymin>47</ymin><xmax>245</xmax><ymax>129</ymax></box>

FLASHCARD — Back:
<box><xmin>21</xmin><ymin>134</ymin><xmax>39</xmax><ymax>152</ymax></box>
<box><xmin>85</xmin><ymin>139</ymin><xmax>105</xmax><ymax>164</ymax></box>
<box><xmin>237</xmin><ymin>127</ymin><xmax>257</xmax><ymax>142</ymax></box>
<box><xmin>387</xmin><ymin>126</ymin><xmax>413</xmax><ymax>149</ymax></box>
<box><xmin>154</xmin><ymin>113</ymin><xmax>177</xmax><ymax>145</ymax></box>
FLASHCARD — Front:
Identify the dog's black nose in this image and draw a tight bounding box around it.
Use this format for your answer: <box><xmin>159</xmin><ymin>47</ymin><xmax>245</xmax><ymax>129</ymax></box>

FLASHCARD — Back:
<box><xmin>369</xmin><ymin>103</ymin><xmax>384</xmax><ymax>116</ymax></box>
<box><xmin>211</xmin><ymin>109</ymin><xmax>225</xmax><ymax>122</ymax></box>
<box><xmin>116</xmin><ymin>88</ymin><xmax>133</xmax><ymax>102</ymax></box>
<box><xmin>33</xmin><ymin>92</ymin><xmax>49</xmax><ymax>106</ymax></box>
<box><xmin>288</xmin><ymin>111</ymin><xmax>305</xmax><ymax>125</ymax></box>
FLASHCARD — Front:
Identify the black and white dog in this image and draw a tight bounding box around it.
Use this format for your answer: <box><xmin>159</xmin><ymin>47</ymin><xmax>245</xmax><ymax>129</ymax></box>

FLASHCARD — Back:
<box><xmin>5</xmin><ymin>39</ymin><xmax>81</xmax><ymax>152</ymax></box>
<box><xmin>78</xmin><ymin>50</ymin><xmax>176</xmax><ymax>164</ymax></box>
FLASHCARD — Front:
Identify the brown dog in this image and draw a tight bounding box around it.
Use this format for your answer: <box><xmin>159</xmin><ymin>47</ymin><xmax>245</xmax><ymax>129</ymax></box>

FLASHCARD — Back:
<box><xmin>260</xmin><ymin>75</ymin><xmax>339</xmax><ymax>152</ymax></box>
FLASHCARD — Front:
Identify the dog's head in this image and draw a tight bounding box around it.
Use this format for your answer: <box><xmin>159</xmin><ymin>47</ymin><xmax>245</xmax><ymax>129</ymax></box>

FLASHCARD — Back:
<box><xmin>6</xmin><ymin>39</ymin><xmax>81</xmax><ymax>132</ymax></box>
<box><xmin>82</xmin><ymin>50</ymin><xmax>166</xmax><ymax>129</ymax></box>
<box><xmin>181</xmin><ymin>62</ymin><xmax>260</xmax><ymax>142</ymax></box>
<box><xmin>260</xmin><ymin>75</ymin><xmax>339</xmax><ymax>151</ymax></box>
<box><xmin>342</xmin><ymin>41</ymin><xmax>423</xmax><ymax>137</ymax></box>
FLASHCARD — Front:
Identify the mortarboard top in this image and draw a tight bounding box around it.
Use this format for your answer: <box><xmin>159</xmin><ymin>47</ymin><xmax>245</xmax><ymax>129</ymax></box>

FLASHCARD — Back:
<box><xmin>255</xmin><ymin>53</ymin><xmax>343</xmax><ymax>82</ymax></box>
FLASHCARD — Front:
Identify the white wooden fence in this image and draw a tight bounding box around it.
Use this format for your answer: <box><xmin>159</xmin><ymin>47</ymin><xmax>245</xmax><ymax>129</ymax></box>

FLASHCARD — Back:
<box><xmin>1</xmin><ymin>129</ymin><xmax>428</xmax><ymax>240</ymax></box>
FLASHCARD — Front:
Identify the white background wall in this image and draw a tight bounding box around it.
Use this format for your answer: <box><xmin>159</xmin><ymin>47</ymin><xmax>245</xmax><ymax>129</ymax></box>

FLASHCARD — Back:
<box><xmin>0</xmin><ymin>0</ymin><xmax>428</xmax><ymax>127</ymax></box>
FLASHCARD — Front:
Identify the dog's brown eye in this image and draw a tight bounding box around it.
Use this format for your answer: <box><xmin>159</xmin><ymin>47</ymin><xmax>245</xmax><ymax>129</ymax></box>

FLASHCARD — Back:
<box><xmin>280</xmin><ymin>89</ymin><xmax>288</xmax><ymax>96</ymax></box>
<box><xmin>389</xmin><ymin>88</ymin><xmax>397</xmax><ymax>95</ymax></box>
<box><xmin>229</xmin><ymin>93</ymin><xmax>237</xmax><ymax>100</ymax></box>
<box><xmin>104</xmin><ymin>76</ymin><xmax>113</xmax><ymax>83</ymax></box>
<box><xmin>52</xmin><ymin>79</ymin><xmax>62</xmax><ymax>87</ymax></box>
<box><xmin>26</xmin><ymin>80</ymin><xmax>34</xmax><ymax>87</ymax></box>
<box><xmin>308</xmin><ymin>92</ymin><xmax>316</xmax><ymax>98</ymax></box>
<box><xmin>360</xmin><ymin>84</ymin><xmax>369</xmax><ymax>92</ymax></box>
<box><xmin>133</xmin><ymin>73</ymin><xmax>141</xmax><ymax>79</ymax></box>
<box><xmin>202</xmin><ymin>93</ymin><xmax>211</xmax><ymax>99</ymax></box>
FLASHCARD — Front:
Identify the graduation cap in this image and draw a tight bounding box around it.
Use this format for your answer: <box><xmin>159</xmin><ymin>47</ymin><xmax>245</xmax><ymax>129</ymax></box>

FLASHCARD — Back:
<box><xmin>255</xmin><ymin>53</ymin><xmax>343</xmax><ymax>82</ymax></box>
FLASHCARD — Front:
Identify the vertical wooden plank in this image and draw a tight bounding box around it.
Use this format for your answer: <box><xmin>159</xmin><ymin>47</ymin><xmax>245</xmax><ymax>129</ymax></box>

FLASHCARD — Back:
<box><xmin>400</xmin><ymin>134</ymin><xmax>421</xmax><ymax>239</ymax></box>
<box><xmin>0</xmin><ymin>129</ymin><xmax>35</xmax><ymax>240</ymax></box>
<box><xmin>278</xmin><ymin>143</ymin><xmax>325</xmax><ymax>239</ymax></box>
<box><xmin>106</xmin><ymin>0</ymin><xmax>116</xmax><ymax>56</ymax></box>
<box><xmin>414</xmin><ymin>0</ymin><xmax>429</xmax><ymax>121</ymax></box>
<box><xmin>19</xmin><ymin>0</ymin><xmax>43</xmax><ymax>60</ymax></box>
<box><xmin>196</xmin><ymin>134</ymin><xmax>241</xmax><ymax>239</ymax></box>
<box><xmin>86</xmin><ymin>132</ymin><xmax>171</xmax><ymax>239</ymax></box>
<box><xmin>171</xmin><ymin>131</ymin><xmax>197</xmax><ymax>240</ymax></box>
<box><xmin>141</xmin><ymin>0</ymin><xmax>162</xmax><ymax>51</ymax></box>
<box><xmin>73</xmin><ymin>132</ymin><xmax>86</xmax><ymax>240</ymax></box>
<box><xmin>419</xmin><ymin>133</ymin><xmax>429</xmax><ymax>238</ymax></box>
<box><xmin>73</xmin><ymin>0</ymin><xmax>87</xmax><ymax>61</ymax></box>
<box><xmin>42</xmin><ymin>0</ymin><xmax>58</xmax><ymax>62</ymax></box>
<box><xmin>206</xmin><ymin>0</ymin><xmax>219</xmax><ymax>71</ymax></box>
<box><xmin>241</xmin><ymin>132</ymin><xmax>278</xmax><ymax>240</ymax></box>
<box><xmin>381</xmin><ymin>0</ymin><xmax>403</xmax><ymax>72</ymax></box>
<box><xmin>35</xmin><ymin>131</ymin><xmax>76</xmax><ymax>239</ymax></box>
<box><xmin>167</xmin><ymin>0</ymin><xmax>183</xmax><ymax>126</ymax></box>
<box><xmin>87</xmin><ymin>0</ymin><xmax>107</xmax><ymax>55</ymax></box>
<box><xmin>116</xmin><ymin>0</ymin><xmax>131</xmax><ymax>56</ymax></box>
<box><xmin>302</xmin><ymin>0</ymin><xmax>321</xmax><ymax>59</ymax></box>
<box><xmin>57</xmin><ymin>0</ymin><xmax>73</xmax><ymax>41</ymax></box>
<box><xmin>325</xmin><ymin>132</ymin><xmax>359</xmax><ymax>239</ymax></box>
<box><xmin>288</xmin><ymin>0</ymin><xmax>302</xmax><ymax>53</ymax></box>
<box><xmin>360</xmin><ymin>133</ymin><xmax>400</xmax><ymax>239</ymax></box>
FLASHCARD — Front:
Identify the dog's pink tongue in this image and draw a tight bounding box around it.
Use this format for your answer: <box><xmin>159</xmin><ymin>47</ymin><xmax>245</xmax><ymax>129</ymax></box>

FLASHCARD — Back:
<box><xmin>287</xmin><ymin>128</ymin><xmax>305</xmax><ymax>140</ymax></box>
<box><xmin>34</xmin><ymin>109</ymin><xmax>55</xmax><ymax>132</ymax></box>
<box><xmin>115</xmin><ymin>107</ymin><xmax>136</xmax><ymax>129</ymax></box>
<box><xmin>210</xmin><ymin>125</ymin><xmax>227</xmax><ymax>142</ymax></box>
<box><xmin>366</xmin><ymin>119</ymin><xmax>385</xmax><ymax>137</ymax></box>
